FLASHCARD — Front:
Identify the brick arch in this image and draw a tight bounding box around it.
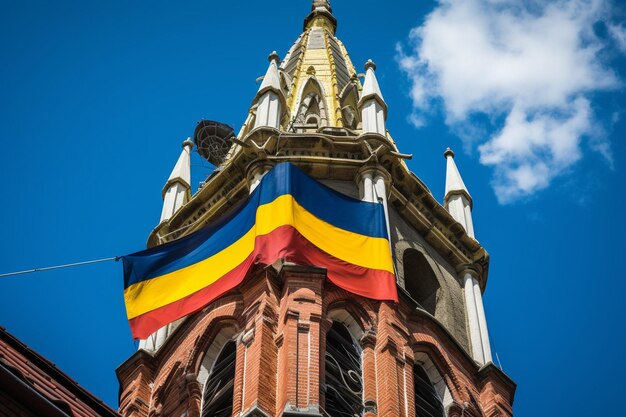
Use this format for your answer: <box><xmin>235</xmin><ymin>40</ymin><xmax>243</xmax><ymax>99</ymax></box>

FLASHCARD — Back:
<box><xmin>196</xmin><ymin>325</ymin><xmax>239</xmax><ymax>387</ymax></box>
<box><xmin>148</xmin><ymin>299</ymin><xmax>242</xmax><ymax>412</ymax></box>
<box><xmin>410</xmin><ymin>339</ymin><xmax>464</xmax><ymax>404</ymax></box>
<box><xmin>412</xmin><ymin>351</ymin><xmax>454</xmax><ymax>410</ymax></box>
<box><xmin>327</xmin><ymin>308</ymin><xmax>365</xmax><ymax>341</ymax></box>
<box><xmin>151</xmin><ymin>361</ymin><xmax>184</xmax><ymax>415</ymax></box>
<box><xmin>151</xmin><ymin>294</ymin><xmax>242</xmax><ymax>374</ymax></box>
<box><xmin>325</xmin><ymin>295</ymin><xmax>376</xmax><ymax>336</ymax></box>
<box><xmin>186</xmin><ymin>316</ymin><xmax>241</xmax><ymax>377</ymax></box>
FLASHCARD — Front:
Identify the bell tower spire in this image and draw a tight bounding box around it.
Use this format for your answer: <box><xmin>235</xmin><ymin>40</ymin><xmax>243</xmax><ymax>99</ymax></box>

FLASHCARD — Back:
<box><xmin>118</xmin><ymin>3</ymin><xmax>516</xmax><ymax>417</ymax></box>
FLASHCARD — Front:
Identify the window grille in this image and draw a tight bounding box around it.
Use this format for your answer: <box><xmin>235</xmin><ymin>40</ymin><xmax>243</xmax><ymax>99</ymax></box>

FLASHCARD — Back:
<box><xmin>323</xmin><ymin>321</ymin><xmax>363</xmax><ymax>417</ymax></box>
<box><xmin>201</xmin><ymin>340</ymin><xmax>236</xmax><ymax>417</ymax></box>
<box><xmin>413</xmin><ymin>364</ymin><xmax>444</xmax><ymax>417</ymax></box>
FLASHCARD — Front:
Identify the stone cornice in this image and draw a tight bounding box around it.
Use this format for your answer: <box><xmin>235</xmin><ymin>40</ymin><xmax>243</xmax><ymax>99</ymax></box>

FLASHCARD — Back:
<box><xmin>148</xmin><ymin>129</ymin><xmax>490</xmax><ymax>286</ymax></box>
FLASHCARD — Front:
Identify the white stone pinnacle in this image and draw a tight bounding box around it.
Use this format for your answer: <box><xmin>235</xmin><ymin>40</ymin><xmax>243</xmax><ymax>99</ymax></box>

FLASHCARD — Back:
<box><xmin>257</xmin><ymin>51</ymin><xmax>281</xmax><ymax>95</ymax></box>
<box><xmin>443</xmin><ymin>148</ymin><xmax>475</xmax><ymax>238</ymax></box>
<box><xmin>160</xmin><ymin>139</ymin><xmax>193</xmax><ymax>223</ymax></box>
<box><xmin>444</xmin><ymin>147</ymin><xmax>470</xmax><ymax>202</ymax></box>
<box><xmin>164</xmin><ymin>138</ymin><xmax>193</xmax><ymax>193</ymax></box>
<box><xmin>359</xmin><ymin>59</ymin><xmax>386</xmax><ymax>110</ymax></box>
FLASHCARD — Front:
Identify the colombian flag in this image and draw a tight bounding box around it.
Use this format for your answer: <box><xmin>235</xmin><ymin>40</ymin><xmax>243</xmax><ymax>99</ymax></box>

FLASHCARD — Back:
<box><xmin>123</xmin><ymin>162</ymin><xmax>397</xmax><ymax>339</ymax></box>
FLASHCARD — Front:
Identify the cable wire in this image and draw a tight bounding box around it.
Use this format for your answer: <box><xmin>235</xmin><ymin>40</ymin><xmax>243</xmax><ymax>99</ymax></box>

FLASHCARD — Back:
<box><xmin>0</xmin><ymin>257</ymin><xmax>120</xmax><ymax>278</ymax></box>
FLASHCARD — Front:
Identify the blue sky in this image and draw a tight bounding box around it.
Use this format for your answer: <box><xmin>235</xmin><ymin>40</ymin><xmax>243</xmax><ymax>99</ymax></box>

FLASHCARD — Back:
<box><xmin>1</xmin><ymin>1</ymin><xmax>625</xmax><ymax>416</ymax></box>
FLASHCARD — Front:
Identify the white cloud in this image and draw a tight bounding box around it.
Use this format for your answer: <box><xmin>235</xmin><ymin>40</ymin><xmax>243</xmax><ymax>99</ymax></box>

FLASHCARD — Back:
<box><xmin>397</xmin><ymin>0</ymin><xmax>622</xmax><ymax>203</ymax></box>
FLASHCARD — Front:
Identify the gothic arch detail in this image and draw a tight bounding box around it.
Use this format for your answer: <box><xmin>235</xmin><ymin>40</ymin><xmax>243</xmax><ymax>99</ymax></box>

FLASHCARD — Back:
<box><xmin>338</xmin><ymin>81</ymin><xmax>359</xmax><ymax>129</ymax></box>
<box><xmin>293</xmin><ymin>77</ymin><xmax>329</xmax><ymax>131</ymax></box>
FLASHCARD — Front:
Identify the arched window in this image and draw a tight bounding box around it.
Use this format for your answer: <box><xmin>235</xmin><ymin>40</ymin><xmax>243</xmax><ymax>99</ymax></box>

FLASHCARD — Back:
<box><xmin>201</xmin><ymin>340</ymin><xmax>236</xmax><ymax>417</ymax></box>
<box><xmin>324</xmin><ymin>321</ymin><xmax>363</xmax><ymax>416</ymax></box>
<box><xmin>403</xmin><ymin>249</ymin><xmax>441</xmax><ymax>315</ymax></box>
<box><xmin>413</xmin><ymin>364</ymin><xmax>444</xmax><ymax>417</ymax></box>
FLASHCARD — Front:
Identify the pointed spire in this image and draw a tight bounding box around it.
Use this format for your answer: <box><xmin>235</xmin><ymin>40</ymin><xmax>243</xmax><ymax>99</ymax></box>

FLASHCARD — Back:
<box><xmin>359</xmin><ymin>60</ymin><xmax>386</xmax><ymax>111</ymax></box>
<box><xmin>160</xmin><ymin>139</ymin><xmax>193</xmax><ymax>223</ymax></box>
<box><xmin>164</xmin><ymin>139</ymin><xmax>193</xmax><ymax>193</ymax></box>
<box><xmin>444</xmin><ymin>147</ymin><xmax>471</xmax><ymax>203</ymax></box>
<box><xmin>253</xmin><ymin>52</ymin><xmax>284</xmax><ymax>129</ymax></box>
<box><xmin>443</xmin><ymin>148</ymin><xmax>475</xmax><ymax>238</ymax></box>
<box><xmin>257</xmin><ymin>51</ymin><xmax>281</xmax><ymax>96</ymax></box>
<box><xmin>359</xmin><ymin>60</ymin><xmax>387</xmax><ymax>135</ymax></box>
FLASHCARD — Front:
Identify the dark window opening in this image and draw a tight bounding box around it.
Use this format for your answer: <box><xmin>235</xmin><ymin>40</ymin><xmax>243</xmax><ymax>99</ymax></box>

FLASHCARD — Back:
<box><xmin>306</xmin><ymin>115</ymin><xmax>319</xmax><ymax>126</ymax></box>
<box><xmin>201</xmin><ymin>340</ymin><xmax>236</xmax><ymax>417</ymax></box>
<box><xmin>323</xmin><ymin>321</ymin><xmax>363</xmax><ymax>417</ymax></box>
<box><xmin>413</xmin><ymin>364</ymin><xmax>444</xmax><ymax>417</ymax></box>
<box><xmin>403</xmin><ymin>249</ymin><xmax>440</xmax><ymax>315</ymax></box>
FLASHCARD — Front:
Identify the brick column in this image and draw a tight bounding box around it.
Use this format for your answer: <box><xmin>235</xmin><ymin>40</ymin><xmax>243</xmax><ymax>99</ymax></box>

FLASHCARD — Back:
<box><xmin>276</xmin><ymin>264</ymin><xmax>325</xmax><ymax>417</ymax></box>
<box><xmin>398</xmin><ymin>350</ymin><xmax>413</xmax><ymax>417</ymax></box>
<box><xmin>232</xmin><ymin>337</ymin><xmax>246</xmax><ymax>416</ymax></box>
<box><xmin>375</xmin><ymin>302</ymin><xmax>402</xmax><ymax>417</ymax></box>
<box><xmin>184</xmin><ymin>373</ymin><xmax>202</xmax><ymax>417</ymax></box>
<box><xmin>360</xmin><ymin>330</ymin><xmax>378</xmax><ymax>417</ymax></box>
<box><xmin>478</xmin><ymin>364</ymin><xmax>516</xmax><ymax>417</ymax></box>
<box><xmin>403</xmin><ymin>352</ymin><xmax>417</xmax><ymax>417</ymax></box>
<box><xmin>238</xmin><ymin>269</ymin><xmax>280</xmax><ymax>417</ymax></box>
<box><xmin>116</xmin><ymin>351</ymin><xmax>155</xmax><ymax>417</ymax></box>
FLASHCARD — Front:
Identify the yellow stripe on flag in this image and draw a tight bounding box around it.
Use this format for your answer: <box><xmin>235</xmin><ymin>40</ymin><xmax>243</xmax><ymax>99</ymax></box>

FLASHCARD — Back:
<box><xmin>124</xmin><ymin>194</ymin><xmax>393</xmax><ymax>320</ymax></box>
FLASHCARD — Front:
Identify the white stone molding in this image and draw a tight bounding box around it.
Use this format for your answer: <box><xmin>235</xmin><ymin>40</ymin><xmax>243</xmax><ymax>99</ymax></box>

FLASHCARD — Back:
<box><xmin>463</xmin><ymin>273</ymin><xmax>485</xmax><ymax>365</ymax></box>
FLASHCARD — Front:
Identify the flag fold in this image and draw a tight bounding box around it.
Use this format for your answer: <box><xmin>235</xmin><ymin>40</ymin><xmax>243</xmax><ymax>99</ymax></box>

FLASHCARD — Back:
<box><xmin>123</xmin><ymin>162</ymin><xmax>397</xmax><ymax>339</ymax></box>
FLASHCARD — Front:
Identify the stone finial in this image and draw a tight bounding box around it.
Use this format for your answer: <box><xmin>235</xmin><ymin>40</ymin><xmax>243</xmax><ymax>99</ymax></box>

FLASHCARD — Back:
<box><xmin>312</xmin><ymin>0</ymin><xmax>332</xmax><ymax>12</ymax></box>
<box><xmin>182</xmin><ymin>138</ymin><xmax>194</xmax><ymax>150</ymax></box>
<box><xmin>268</xmin><ymin>51</ymin><xmax>280</xmax><ymax>63</ymax></box>
<box><xmin>364</xmin><ymin>59</ymin><xmax>377</xmax><ymax>72</ymax></box>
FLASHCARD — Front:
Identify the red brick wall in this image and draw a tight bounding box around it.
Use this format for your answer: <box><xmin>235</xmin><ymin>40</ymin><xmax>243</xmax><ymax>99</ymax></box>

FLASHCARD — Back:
<box><xmin>117</xmin><ymin>265</ymin><xmax>515</xmax><ymax>417</ymax></box>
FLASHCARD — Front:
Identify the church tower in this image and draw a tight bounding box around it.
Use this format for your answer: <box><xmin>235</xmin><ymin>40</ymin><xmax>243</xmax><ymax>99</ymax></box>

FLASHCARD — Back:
<box><xmin>116</xmin><ymin>2</ymin><xmax>516</xmax><ymax>417</ymax></box>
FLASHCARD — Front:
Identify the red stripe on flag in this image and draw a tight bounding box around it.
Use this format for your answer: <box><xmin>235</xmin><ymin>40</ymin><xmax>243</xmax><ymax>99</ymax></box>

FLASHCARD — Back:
<box><xmin>129</xmin><ymin>225</ymin><xmax>397</xmax><ymax>339</ymax></box>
